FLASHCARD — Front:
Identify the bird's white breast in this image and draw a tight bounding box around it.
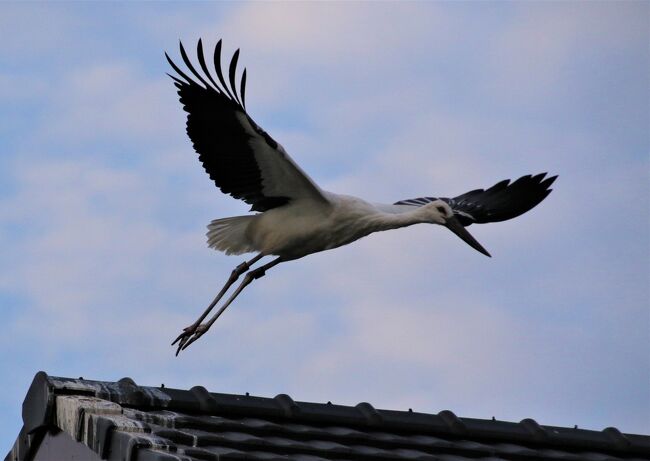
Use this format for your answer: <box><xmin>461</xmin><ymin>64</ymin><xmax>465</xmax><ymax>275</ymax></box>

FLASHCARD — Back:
<box><xmin>246</xmin><ymin>194</ymin><xmax>385</xmax><ymax>259</ymax></box>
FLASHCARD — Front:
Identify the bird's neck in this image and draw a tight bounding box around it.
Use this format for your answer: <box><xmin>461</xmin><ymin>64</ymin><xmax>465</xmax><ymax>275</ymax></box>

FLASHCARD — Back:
<box><xmin>313</xmin><ymin>197</ymin><xmax>434</xmax><ymax>252</ymax></box>
<box><xmin>368</xmin><ymin>203</ymin><xmax>433</xmax><ymax>231</ymax></box>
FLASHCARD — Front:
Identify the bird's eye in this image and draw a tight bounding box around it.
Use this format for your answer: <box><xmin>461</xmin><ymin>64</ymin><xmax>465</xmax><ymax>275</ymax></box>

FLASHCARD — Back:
<box><xmin>436</xmin><ymin>206</ymin><xmax>446</xmax><ymax>215</ymax></box>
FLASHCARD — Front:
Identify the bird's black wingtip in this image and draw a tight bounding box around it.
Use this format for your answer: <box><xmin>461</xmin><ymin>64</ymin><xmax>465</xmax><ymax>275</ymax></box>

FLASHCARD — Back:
<box><xmin>540</xmin><ymin>174</ymin><xmax>558</xmax><ymax>191</ymax></box>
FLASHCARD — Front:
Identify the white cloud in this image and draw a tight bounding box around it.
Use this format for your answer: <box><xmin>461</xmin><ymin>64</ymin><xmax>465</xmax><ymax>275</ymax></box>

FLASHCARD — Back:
<box><xmin>0</xmin><ymin>73</ymin><xmax>49</xmax><ymax>103</ymax></box>
<box><xmin>0</xmin><ymin>3</ymin><xmax>80</xmax><ymax>59</ymax></box>
<box><xmin>190</xmin><ymin>2</ymin><xmax>455</xmax><ymax>112</ymax></box>
<box><xmin>222</xmin><ymin>3</ymin><xmax>450</xmax><ymax>64</ymax></box>
<box><xmin>482</xmin><ymin>2</ymin><xmax>648</xmax><ymax>105</ymax></box>
<box><xmin>40</xmin><ymin>63</ymin><xmax>177</xmax><ymax>144</ymax></box>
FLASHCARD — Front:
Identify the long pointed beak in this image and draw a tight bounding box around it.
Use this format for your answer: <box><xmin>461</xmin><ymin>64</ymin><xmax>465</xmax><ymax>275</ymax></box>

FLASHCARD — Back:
<box><xmin>445</xmin><ymin>216</ymin><xmax>491</xmax><ymax>257</ymax></box>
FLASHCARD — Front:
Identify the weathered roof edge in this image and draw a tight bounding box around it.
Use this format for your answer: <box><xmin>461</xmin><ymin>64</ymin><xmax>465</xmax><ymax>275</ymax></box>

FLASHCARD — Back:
<box><xmin>7</xmin><ymin>371</ymin><xmax>650</xmax><ymax>461</ymax></box>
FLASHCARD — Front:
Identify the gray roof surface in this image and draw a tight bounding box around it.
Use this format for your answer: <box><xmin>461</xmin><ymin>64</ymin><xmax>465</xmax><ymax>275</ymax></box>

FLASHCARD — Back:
<box><xmin>6</xmin><ymin>372</ymin><xmax>650</xmax><ymax>461</ymax></box>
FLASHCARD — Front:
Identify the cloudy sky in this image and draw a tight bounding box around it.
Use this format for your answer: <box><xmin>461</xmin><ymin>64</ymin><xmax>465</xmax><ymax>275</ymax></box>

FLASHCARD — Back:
<box><xmin>1</xmin><ymin>1</ymin><xmax>648</xmax><ymax>449</ymax></box>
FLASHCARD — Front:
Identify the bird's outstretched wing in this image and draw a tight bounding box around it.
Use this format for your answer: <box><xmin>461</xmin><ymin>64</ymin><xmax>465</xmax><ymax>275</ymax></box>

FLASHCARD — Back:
<box><xmin>394</xmin><ymin>173</ymin><xmax>557</xmax><ymax>226</ymax></box>
<box><xmin>166</xmin><ymin>39</ymin><xmax>329</xmax><ymax>212</ymax></box>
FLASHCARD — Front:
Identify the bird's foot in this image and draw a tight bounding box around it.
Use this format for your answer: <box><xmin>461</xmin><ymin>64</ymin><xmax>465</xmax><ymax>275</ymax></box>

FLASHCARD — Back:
<box><xmin>172</xmin><ymin>323</ymin><xmax>209</xmax><ymax>356</ymax></box>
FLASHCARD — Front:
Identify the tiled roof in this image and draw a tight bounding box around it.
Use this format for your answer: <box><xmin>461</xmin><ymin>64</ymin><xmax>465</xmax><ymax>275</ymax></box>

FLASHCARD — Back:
<box><xmin>7</xmin><ymin>372</ymin><xmax>650</xmax><ymax>461</ymax></box>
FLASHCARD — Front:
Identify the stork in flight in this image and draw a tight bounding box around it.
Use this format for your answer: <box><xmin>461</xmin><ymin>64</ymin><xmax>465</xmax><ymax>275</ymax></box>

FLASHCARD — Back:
<box><xmin>166</xmin><ymin>39</ymin><xmax>557</xmax><ymax>355</ymax></box>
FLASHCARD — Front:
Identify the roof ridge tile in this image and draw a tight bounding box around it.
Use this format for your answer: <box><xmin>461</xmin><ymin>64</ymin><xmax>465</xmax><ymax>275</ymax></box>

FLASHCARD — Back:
<box><xmin>274</xmin><ymin>394</ymin><xmax>300</xmax><ymax>418</ymax></box>
<box><xmin>438</xmin><ymin>410</ymin><xmax>467</xmax><ymax>435</ymax></box>
<box><xmin>8</xmin><ymin>372</ymin><xmax>650</xmax><ymax>461</ymax></box>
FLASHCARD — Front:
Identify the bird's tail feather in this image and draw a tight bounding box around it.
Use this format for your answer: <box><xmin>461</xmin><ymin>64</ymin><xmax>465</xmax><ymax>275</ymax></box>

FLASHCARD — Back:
<box><xmin>206</xmin><ymin>216</ymin><xmax>256</xmax><ymax>255</ymax></box>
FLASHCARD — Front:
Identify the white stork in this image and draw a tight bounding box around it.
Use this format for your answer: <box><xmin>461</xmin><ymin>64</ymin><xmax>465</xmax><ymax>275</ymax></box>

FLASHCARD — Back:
<box><xmin>166</xmin><ymin>39</ymin><xmax>557</xmax><ymax>355</ymax></box>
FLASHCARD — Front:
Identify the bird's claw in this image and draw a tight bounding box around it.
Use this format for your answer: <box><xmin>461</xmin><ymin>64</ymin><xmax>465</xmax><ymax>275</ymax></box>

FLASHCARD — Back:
<box><xmin>172</xmin><ymin>324</ymin><xmax>208</xmax><ymax>355</ymax></box>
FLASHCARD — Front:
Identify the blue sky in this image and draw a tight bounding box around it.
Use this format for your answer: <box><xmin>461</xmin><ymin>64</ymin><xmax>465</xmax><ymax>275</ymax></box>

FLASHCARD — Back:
<box><xmin>1</xmin><ymin>1</ymin><xmax>648</xmax><ymax>449</ymax></box>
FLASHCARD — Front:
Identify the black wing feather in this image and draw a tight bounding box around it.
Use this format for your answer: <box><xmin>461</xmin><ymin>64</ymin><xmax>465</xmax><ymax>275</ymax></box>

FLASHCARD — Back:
<box><xmin>165</xmin><ymin>52</ymin><xmax>194</xmax><ymax>85</ymax></box>
<box><xmin>395</xmin><ymin>173</ymin><xmax>557</xmax><ymax>226</ymax></box>
<box><xmin>240</xmin><ymin>68</ymin><xmax>247</xmax><ymax>110</ymax></box>
<box><xmin>228</xmin><ymin>49</ymin><xmax>242</xmax><ymax>106</ymax></box>
<box><xmin>179</xmin><ymin>41</ymin><xmax>211</xmax><ymax>90</ymax></box>
<box><xmin>196</xmin><ymin>39</ymin><xmax>220</xmax><ymax>91</ymax></box>
<box><xmin>213</xmin><ymin>40</ymin><xmax>235</xmax><ymax>101</ymax></box>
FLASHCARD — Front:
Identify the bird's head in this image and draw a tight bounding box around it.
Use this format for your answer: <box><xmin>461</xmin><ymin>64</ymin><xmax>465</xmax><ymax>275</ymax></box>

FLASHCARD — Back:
<box><xmin>422</xmin><ymin>200</ymin><xmax>491</xmax><ymax>257</ymax></box>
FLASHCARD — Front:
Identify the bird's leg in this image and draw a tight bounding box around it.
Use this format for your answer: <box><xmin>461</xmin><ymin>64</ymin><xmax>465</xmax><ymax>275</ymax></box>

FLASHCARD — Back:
<box><xmin>172</xmin><ymin>253</ymin><xmax>265</xmax><ymax>351</ymax></box>
<box><xmin>176</xmin><ymin>257</ymin><xmax>284</xmax><ymax>354</ymax></box>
